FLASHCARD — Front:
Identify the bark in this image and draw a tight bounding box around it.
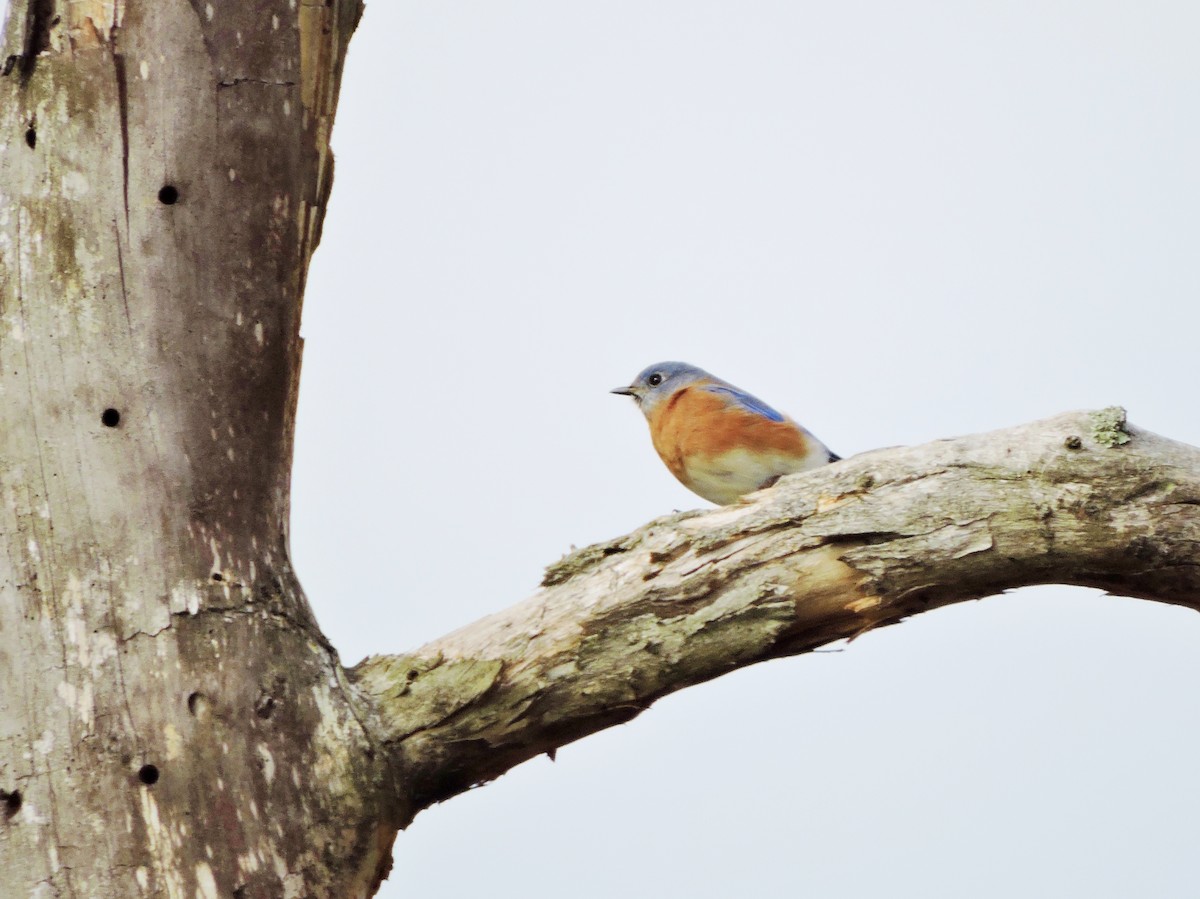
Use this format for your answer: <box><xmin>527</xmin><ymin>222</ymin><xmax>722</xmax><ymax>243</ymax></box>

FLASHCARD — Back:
<box><xmin>3</xmin><ymin>2</ymin><xmax>1200</xmax><ymax>898</ymax></box>
<box><xmin>0</xmin><ymin>2</ymin><xmax>399</xmax><ymax>898</ymax></box>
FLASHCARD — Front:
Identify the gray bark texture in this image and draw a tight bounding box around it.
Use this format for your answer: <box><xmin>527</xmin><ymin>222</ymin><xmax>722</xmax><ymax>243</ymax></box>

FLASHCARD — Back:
<box><xmin>3</xmin><ymin>3</ymin><xmax>1200</xmax><ymax>898</ymax></box>
<box><xmin>0</xmin><ymin>2</ymin><xmax>400</xmax><ymax>897</ymax></box>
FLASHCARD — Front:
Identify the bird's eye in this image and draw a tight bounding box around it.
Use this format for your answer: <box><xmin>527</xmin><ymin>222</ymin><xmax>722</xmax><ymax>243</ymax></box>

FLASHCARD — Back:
<box><xmin>647</xmin><ymin>373</ymin><xmax>663</xmax><ymax>387</ymax></box>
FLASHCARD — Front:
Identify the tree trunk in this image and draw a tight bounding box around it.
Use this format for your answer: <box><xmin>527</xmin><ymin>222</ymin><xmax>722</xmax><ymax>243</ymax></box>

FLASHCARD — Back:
<box><xmin>0</xmin><ymin>2</ymin><xmax>399</xmax><ymax>896</ymax></box>
<box><xmin>5</xmin><ymin>4</ymin><xmax>1200</xmax><ymax>899</ymax></box>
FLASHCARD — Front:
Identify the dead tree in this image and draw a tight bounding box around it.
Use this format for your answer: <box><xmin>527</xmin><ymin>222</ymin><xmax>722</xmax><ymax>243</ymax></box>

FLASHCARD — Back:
<box><xmin>2</xmin><ymin>3</ymin><xmax>1198</xmax><ymax>896</ymax></box>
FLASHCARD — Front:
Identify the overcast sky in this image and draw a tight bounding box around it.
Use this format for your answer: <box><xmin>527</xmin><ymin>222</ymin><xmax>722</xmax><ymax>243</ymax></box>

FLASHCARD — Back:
<box><xmin>286</xmin><ymin>4</ymin><xmax>1200</xmax><ymax>896</ymax></box>
<box><xmin>295</xmin><ymin>2</ymin><xmax>1200</xmax><ymax>897</ymax></box>
<box><xmin>8</xmin><ymin>0</ymin><xmax>1199</xmax><ymax>895</ymax></box>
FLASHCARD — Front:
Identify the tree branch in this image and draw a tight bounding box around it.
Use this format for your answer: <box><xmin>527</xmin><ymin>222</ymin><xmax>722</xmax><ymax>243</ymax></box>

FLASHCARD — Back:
<box><xmin>352</xmin><ymin>408</ymin><xmax>1200</xmax><ymax>811</ymax></box>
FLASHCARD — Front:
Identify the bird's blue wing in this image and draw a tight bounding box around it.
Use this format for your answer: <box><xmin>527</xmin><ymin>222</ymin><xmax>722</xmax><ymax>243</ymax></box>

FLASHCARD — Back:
<box><xmin>701</xmin><ymin>384</ymin><xmax>786</xmax><ymax>423</ymax></box>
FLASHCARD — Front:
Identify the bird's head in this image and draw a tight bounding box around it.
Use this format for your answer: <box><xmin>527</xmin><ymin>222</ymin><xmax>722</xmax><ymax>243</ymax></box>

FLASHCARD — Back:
<box><xmin>611</xmin><ymin>361</ymin><xmax>709</xmax><ymax>417</ymax></box>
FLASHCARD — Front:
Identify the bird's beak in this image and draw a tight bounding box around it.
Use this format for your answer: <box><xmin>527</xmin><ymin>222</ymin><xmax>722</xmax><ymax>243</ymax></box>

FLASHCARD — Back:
<box><xmin>610</xmin><ymin>386</ymin><xmax>637</xmax><ymax>397</ymax></box>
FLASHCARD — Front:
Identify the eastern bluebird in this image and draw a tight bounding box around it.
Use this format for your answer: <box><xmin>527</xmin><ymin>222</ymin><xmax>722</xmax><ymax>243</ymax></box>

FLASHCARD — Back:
<box><xmin>612</xmin><ymin>361</ymin><xmax>839</xmax><ymax>505</ymax></box>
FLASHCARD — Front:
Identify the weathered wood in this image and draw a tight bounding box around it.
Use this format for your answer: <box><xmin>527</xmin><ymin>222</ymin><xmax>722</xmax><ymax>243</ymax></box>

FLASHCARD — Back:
<box><xmin>0</xmin><ymin>2</ymin><xmax>398</xmax><ymax>897</ymax></box>
<box><xmin>353</xmin><ymin>409</ymin><xmax>1200</xmax><ymax>808</ymax></box>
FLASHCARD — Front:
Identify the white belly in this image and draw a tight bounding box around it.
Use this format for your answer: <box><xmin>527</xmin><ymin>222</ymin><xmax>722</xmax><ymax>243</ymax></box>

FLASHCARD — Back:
<box><xmin>684</xmin><ymin>445</ymin><xmax>829</xmax><ymax>505</ymax></box>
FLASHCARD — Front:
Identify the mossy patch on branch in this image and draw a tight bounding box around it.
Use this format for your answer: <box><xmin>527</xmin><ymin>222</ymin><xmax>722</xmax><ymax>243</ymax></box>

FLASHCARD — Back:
<box><xmin>1090</xmin><ymin>406</ymin><xmax>1131</xmax><ymax>447</ymax></box>
<box><xmin>542</xmin><ymin>536</ymin><xmax>635</xmax><ymax>587</ymax></box>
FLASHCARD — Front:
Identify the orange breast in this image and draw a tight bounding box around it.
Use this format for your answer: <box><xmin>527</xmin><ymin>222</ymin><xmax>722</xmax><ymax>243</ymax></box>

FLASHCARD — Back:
<box><xmin>647</xmin><ymin>385</ymin><xmax>811</xmax><ymax>483</ymax></box>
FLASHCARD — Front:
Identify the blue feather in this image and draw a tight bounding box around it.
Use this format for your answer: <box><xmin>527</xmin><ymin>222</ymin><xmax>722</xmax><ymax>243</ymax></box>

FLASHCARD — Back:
<box><xmin>702</xmin><ymin>385</ymin><xmax>785</xmax><ymax>423</ymax></box>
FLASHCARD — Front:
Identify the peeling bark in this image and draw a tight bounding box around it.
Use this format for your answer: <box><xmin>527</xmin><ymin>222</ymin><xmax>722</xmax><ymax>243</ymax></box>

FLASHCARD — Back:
<box><xmin>353</xmin><ymin>409</ymin><xmax>1200</xmax><ymax>809</ymax></box>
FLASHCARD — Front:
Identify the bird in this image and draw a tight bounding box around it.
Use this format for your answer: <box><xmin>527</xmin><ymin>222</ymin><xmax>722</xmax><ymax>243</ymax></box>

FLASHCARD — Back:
<box><xmin>612</xmin><ymin>361</ymin><xmax>839</xmax><ymax>505</ymax></box>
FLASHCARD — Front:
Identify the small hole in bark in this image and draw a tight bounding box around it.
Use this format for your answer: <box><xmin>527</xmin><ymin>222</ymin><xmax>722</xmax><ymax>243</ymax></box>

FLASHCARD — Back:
<box><xmin>2</xmin><ymin>789</ymin><xmax>21</xmax><ymax>819</ymax></box>
<box><xmin>101</xmin><ymin>408</ymin><xmax>121</xmax><ymax>427</ymax></box>
<box><xmin>211</xmin><ymin>572</ymin><xmax>223</xmax><ymax>581</ymax></box>
<box><xmin>24</xmin><ymin>127</ymin><xmax>36</xmax><ymax>149</ymax></box>
<box><xmin>158</xmin><ymin>184</ymin><xmax>179</xmax><ymax>205</ymax></box>
<box><xmin>255</xmin><ymin>695</ymin><xmax>276</xmax><ymax>719</ymax></box>
<box><xmin>187</xmin><ymin>691</ymin><xmax>209</xmax><ymax>718</ymax></box>
<box><xmin>406</xmin><ymin>669</ymin><xmax>420</xmax><ymax>682</ymax></box>
<box><xmin>1064</xmin><ymin>435</ymin><xmax>1083</xmax><ymax>450</ymax></box>
<box><xmin>138</xmin><ymin>764</ymin><xmax>159</xmax><ymax>785</ymax></box>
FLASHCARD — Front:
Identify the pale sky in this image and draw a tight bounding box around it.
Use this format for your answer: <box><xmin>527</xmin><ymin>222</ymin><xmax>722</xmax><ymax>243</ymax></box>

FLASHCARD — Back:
<box><xmin>298</xmin><ymin>4</ymin><xmax>1200</xmax><ymax>896</ymax></box>
<box><xmin>9</xmin><ymin>1</ymin><xmax>1200</xmax><ymax>896</ymax></box>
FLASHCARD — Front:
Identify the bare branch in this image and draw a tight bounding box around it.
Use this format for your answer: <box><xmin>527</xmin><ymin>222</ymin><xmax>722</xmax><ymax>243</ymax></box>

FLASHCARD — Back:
<box><xmin>352</xmin><ymin>408</ymin><xmax>1200</xmax><ymax>809</ymax></box>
